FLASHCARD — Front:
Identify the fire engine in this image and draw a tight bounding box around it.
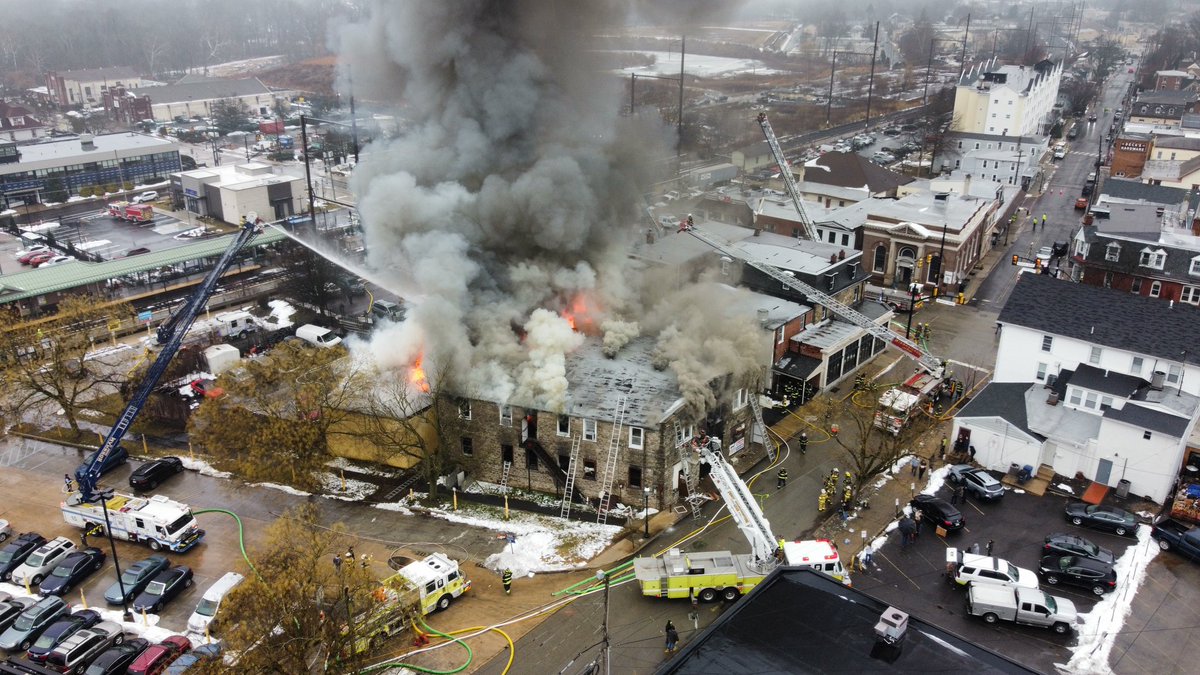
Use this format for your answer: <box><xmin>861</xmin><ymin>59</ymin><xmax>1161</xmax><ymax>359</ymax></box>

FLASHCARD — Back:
<box><xmin>107</xmin><ymin>202</ymin><xmax>154</xmax><ymax>222</ymax></box>
<box><xmin>344</xmin><ymin>553</ymin><xmax>471</xmax><ymax>654</ymax></box>
<box><xmin>61</xmin><ymin>493</ymin><xmax>204</xmax><ymax>552</ymax></box>
<box><xmin>874</xmin><ymin>372</ymin><xmax>942</xmax><ymax>434</ymax></box>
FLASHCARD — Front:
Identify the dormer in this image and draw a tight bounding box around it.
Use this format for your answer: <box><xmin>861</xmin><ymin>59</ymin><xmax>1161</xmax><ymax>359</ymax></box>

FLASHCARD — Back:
<box><xmin>1105</xmin><ymin>242</ymin><xmax>1121</xmax><ymax>262</ymax></box>
<box><xmin>1139</xmin><ymin>247</ymin><xmax>1167</xmax><ymax>270</ymax></box>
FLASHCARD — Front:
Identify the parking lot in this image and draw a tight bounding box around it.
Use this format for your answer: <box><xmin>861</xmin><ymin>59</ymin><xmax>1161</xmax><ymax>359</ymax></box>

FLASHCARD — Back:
<box><xmin>34</xmin><ymin>205</ymin><xmax>198</xmax><ymax>262</ymax></box>
<box><xmin>850</xmin><ymin>474</ymin><xmax>1144</xmax><ymax>674</ymax></box>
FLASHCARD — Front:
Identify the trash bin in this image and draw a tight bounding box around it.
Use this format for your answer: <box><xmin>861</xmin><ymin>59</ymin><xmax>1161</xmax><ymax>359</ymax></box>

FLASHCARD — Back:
<box><xmin>1116</xmin><ymin>479</ymin><xmax>1131</xmax><ymax>500</ymax></box>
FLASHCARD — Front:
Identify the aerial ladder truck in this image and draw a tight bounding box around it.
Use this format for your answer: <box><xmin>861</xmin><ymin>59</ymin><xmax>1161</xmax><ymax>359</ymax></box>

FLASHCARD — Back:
<box><xmin>633</xmin><ymin>438</ymin><xmax>849</xmax><ymax>601</ymax></box>
<box><xmin>60</xmin><ymin>214</ymin><xmax>266</xmax><ymax>552</ymax></box>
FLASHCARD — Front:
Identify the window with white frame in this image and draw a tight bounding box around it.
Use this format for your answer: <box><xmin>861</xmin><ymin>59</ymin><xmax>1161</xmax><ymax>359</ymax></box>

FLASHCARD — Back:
<box><xmin>675</xmin><ymin>424</ymin><xmax>695</xmax><ymax>446</ymax></box>
<box><xmin>1036</xmin><ymin>362</ymin><xmax>1048</xmax><ymax>381</ymax></box>
<box><xmin>1068</xmin><ymin>387</ymin><xmax>1082</xmax><ymax>405</ymax></box>
<box><xmin>1074</xmin><ymin>240</ymin><xmax>1090</xmax><ymax>258</ymax></box>
<box><xmin>557</xmin><ymin>415</ymin><xmax>570</xmax><ymax>436</ymax></box>
<box><xmin>458</xmin><ymin>399</ymin><xmax>472</xmax><ymax>420</ymax></box>
<box><xmin>628</xmin><ymin>426</ymin><xmax>644</xmax><ymax>449</ymax></box>
<box><xmin>1084</xmin><ymin>391</ymin><xmax>1098</xmax><ymax>409</ymax></box>
<box><xmin>1100</xmin><ymin>395</ymin><xmax>1114</xmax><ymax>410</ymax></box>
<box><xmin>1131</xmin><ymin>356</ymin><xmax>1144</xmax><ymax>375</ymax></box>
<box><xmin>1041</xmin><ymin>335</ymin><xmax>1053</xmax><ymax>352</ymax></box>
<box><xmin>499</xmin><ymin>405</ymin><xmax>513</xmax><ymax>427</ymax></box>
<box><xmin>1190</xmin><ymin>256</ymin><xmax>1200</xmax><ymax>275</ymax></box>
<box><xmin>1168</xmin><ymin>364</ymin><xmax>1183</xmax><ymax>385</ymax></box>
<box><xmin>734</xmin><ymin>388</ymin><xmax>749</xmax><ymax>410</ymax></box>
<box><xmin>1139</xmin><ymin>247</ymin><xmax>1166</xmax><ymax>269</ymax></box>
<box><xmin>1150</xmin><ymin>281</ymin><xmax>1162</xmax><ymax>297</ymax></box>
<box><xmin>1089</xmin><ymin>346</ymin><xmax>1102</xmax><ymax>364</ymax></box>
<box><xmin>1105</xmin><ymin>242</ymin><xmax>1121</xmax><ymax>262</ymax></box>
<box><xmin>583</xmin><ymin>418</ymin><xmax>597</xmax><ymax>442</ymax></box>
<box><xmin>776</xmin><ymin>327</ymin><xmax>785</xmax><ymax>345</ymax></box>
<box><xmin>1183</xmin><ymin>286</ymin><xmax>1200</xmax><ymax>305</ymax></box>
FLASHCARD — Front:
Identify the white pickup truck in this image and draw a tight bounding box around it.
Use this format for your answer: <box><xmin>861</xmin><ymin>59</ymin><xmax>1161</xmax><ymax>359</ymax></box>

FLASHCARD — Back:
<box><xmin>966</xmin><ymin>584</ymin><xmax>1079</xmax><ymax>634</ymax></box>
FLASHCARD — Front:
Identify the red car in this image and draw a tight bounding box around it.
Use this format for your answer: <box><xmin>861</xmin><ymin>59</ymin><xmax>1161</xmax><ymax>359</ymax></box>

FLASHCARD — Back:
<box><xmin>26</xmin><ymin>251</ymin><xmax>55</xmax><ymax>266</ymax></box>
<box><xmin>18</xmin><ymin>249</ymin><xmax>50</xmax><ymax>264</ymax></box>
<box><xmin>127</xmin><ymin>635</ymin><xmax>190</xmax><ymax>675</ymax></box>
<box><xmin>1075</xmin><ymin>197</ymin><xmax>1089</xmax><ymax>210</ymax></box>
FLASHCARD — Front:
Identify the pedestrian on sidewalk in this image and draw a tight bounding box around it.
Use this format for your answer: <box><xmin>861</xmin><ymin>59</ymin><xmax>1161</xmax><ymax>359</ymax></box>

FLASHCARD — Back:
<box><xmin>909</xmin><ymin>454</ymin><xmax>920</xmax><ymax>476</ymax></box>
<box><xmin>913</xmin><ymin>510</ymin><xmax>923</xmax><ymax>540</ymax></box>
<box><xmin>665</xmin><ymin>621</ymin><xmax>679</xmax><ymax>653</ymax></box>
<box><xmin>898</xmin><ymin>517</ymin><xmax>915</xmax><ymax>550</ymax></box>
<box><xmin>502</xmin><ymin>568</ymin><xmax>513</xmax><ymax>595</ymax></box>
<box><xmin>777</xmin><ymin>467</ymin><xmax>788</xmax><ymax>489</ymax></box>
<box><xmin>862</xmin><ymin>544</ymin><xmax>874</xmax><ymax>567</ymax></box>
<box><xmin>918</xmin><ymin>459</ymin><xmax>928</xmax><ymax>480</ymax></box>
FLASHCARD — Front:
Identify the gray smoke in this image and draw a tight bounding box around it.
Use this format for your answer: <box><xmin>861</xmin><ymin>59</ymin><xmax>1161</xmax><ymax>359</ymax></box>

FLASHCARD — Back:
<box><xmin>337</xmin><ymin>1</ymin><xmax>748</xmax><ymax>415</ymax></box>
<box><xmin>601</xmin><ymin>319</ymin><xmax>641</xmax><ymax>358</ymax></box>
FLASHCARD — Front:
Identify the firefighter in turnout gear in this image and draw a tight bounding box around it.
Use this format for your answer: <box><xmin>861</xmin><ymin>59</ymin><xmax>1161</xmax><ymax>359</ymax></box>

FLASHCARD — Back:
<box><xmin>818</xmin><ymin>489</ymin><xmax>829</xmax><ymax>512</ymax></box>
<box><xmin>843</xmin><ymin>485</ymin><xmax>853</xmax><ymax>507</ymax></box>
<box><xmin>777</xmin><ymin>467</ymin><xmax>788</xmax><ymax>489</ymax></box>
<box><xmin>502</xmin><ymin>568</ymin><xmax>513</xmax><ymax>595</ymax></box>
<box><xmin>799</xmin><ymin>431</ymin><xmax>808</xmax><ymax>454</ymax></box>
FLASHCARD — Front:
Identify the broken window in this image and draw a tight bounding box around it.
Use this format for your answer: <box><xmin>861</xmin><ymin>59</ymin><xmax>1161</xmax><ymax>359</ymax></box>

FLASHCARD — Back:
<box><xmin>583</xmin><ymin>460</ymin><xmax>597</xmax><ymax>480</ymax></box>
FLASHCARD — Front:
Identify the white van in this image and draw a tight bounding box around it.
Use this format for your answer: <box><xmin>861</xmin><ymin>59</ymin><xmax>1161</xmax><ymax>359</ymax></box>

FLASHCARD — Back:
<box><xmin>295</xmin><ymin>323</ymin><xmax>342</xmax><ymax>348</ymax></box>
<box><xmin>213</xmin><ymin>309</ymin><xmax>259</xmax><ymax>338</ymax></box>
<box><xmin>187</xmin><ymin>571</ymin><xmax>245</xmax><ymax>634</ymax></box>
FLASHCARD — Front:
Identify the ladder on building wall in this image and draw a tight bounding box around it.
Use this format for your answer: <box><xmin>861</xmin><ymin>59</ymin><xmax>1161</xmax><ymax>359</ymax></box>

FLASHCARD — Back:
<box><xmin>499</xmin><ymin>461</ymin><xmax>513</xmax><ymax>494</ymax></box>
<box><xmin>673</xmin><ymin>419</ymin><xmax>704</xmax><ymax>520</ymax></box>
<box><xmin>558</xmin><ymin>435</ymin><xmax>582</xmax><ymax>520</ymax></box>
<box><xmin>595</xmin><ymin>396</ymin><xmax>628</xmax><ymax>525</ymax></box>
<box><xmin>748</xmin><ymin>393</ymin><xmax>776</xmax><ymax>462</ymax></box>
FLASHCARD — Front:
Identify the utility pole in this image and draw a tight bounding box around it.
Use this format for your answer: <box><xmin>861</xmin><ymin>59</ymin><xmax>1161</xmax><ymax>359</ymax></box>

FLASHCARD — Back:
<box><xmin>865</xmin><ymin>22</ymin><xmax>880</xmax><ymax>129</ymax></box>
<box><xmin>958</xmin><ymin>14</ymin><xmax>971</xmax><ymax>82</ymax></box>
<box><xmin>595</xmin><ymin>570</ymin><xmax>611</xmax><ymax>675</ymax></box>
<box><xmin>678</xmin><ymin>35</ymin><xmax>685</xmax><ymax>158</ymax></box>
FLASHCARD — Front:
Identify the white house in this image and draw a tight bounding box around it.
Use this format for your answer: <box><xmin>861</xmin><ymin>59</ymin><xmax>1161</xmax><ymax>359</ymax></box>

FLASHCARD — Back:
<box><xmin>953</xmin><ymin>274</ymin><xmax>1200</xmax><ymax>503</ymax></box>
<box><xmin>953</xmin><ymin>59</ymin><xmax>1063</xmax><ymax>137</ymax></box>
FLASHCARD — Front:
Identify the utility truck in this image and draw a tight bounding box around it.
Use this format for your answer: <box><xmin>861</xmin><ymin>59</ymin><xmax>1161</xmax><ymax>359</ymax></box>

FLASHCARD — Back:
<box><xmin>61</xmin><ymin>493</ymin><xmax>204</xmax><ymax>553</ymax></box>
<box><xmin>966</xmin><ymin>585</ymin><xmax>1078</xmax><ymax>634</ymax></box>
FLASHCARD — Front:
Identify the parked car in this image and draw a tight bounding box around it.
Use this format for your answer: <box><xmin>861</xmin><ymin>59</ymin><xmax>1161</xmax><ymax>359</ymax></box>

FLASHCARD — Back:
<box><xmin>370</xmin><ymin>300</ymin><xmax>406</xmax><ymax>323</ymax></box>
<box><xmin>1036</xmin><ymin>246</ymin><xmax>1053</xmax><ymax>267</ymax></box>
<box><xmin>1075</xmin><ymin>197</ymin><xmax>1089</xmax><ymax>210</ymax></box>
<box><xmin>966</xmin><ymin>584</ymin><xmax>1078</xmax><ymax>634</ymax></box>
<box><xmin>186</xmin><ymin>572</ymin><xmax>244</xmax><ymax>634</ymax></box>
<box><xmin>0</xmin><ymin>595</ymin><xmax>69</xmax><ymax>651</ymax></box>
<box><xmin>18</xmin><ymin>249</ymin><xmax>53</xmax><ymax>264</ymax></box>
<box><xmin>132</xmin><ymin>191</ymin><xmax>159</xmax><ymax>204</ymax></box>
<box><xmin>127</xmin><ymin>635</ymin><xmax>191</xmax><ymax>675</ymax></box>
<box><xmin>133</xmin><ymin>566</ymin><xmax>194</xmax><ymax>613</ymax></box>
<box><xmin>128</xmin><ymin>457</ymin><xmax>184</xmax><ymax>491</ymax></box>
<box><xmin>0</xmin><ymin>532</ymin><xmax>48</xmax><ymax>581</ymax></box>
<box><xmin>75</xmin><ymin>445</ymin><xmax>129</xmax><ymax>482</ymax></box>
<box><xmin>1038</xmin><ymin>554</ymin><xmax>1118</xmax><ymax>595</ymax></box>
<box><xmin>39</xmin><ymin>255</ymin><xmax>78</xmax><ymax>268</ymax></box>
<box><xmin>0</xmin><ymin>520</ymin><xmax>10</xmax><ymax>542</ymax></box>
<box><xmin>104</xmin><ymin>555</ymin><xmax>170</xmax><ymax>605</ymax></box>
<box><xmin>26</xmin><ymin>609</ymin><xmax>102</xmax><ymax>662</ymax></box>
<box><xmin>38</xmin><ymin>548</ymin><xmax>106</xmax><ymax>596</ymax></box>
<box><xmin>10</xmin><ymin>537</ymin><xmax>77</xmax><ymax>586</ymax></box>
<box><xmin>1065</xmin><ymin>502</ymin><xmax>1139</xmax><ymax>536</ymax></box>
<box><xmin>45</xmin><ymin>621</ymin><xmax>124</xmax><ymax>674</ymax></box>
<box><xmin>125</xmin><ymin>247</ymin><xmax>152</xmax><ymax>257</ymax></box>
<box><xmin>947</xmin><ymin>465</ymin><xmax>1005</xmax><ymax>500</ymax></box>
<box><xmin>14</xmin><ymin>244</ymin><xmax>49</xmax><ymax>259</ymax></box>
<box><xmin>26</xmin><ymin>251</ymin><xmax>55</xmax><ymax>266</ymax></box>
<box><xmin>0</xmin><ymin>597</ymin><xmax>34</xmax><ymax>634</ymax></box>
<box><xmin>84</xmin><ymin>637</ymin><xmax>150</xmax><ymax>675</ymax></box>
<box><xmin>1150</xmin><ymin>517</ymin><xmax>1200</xmax><ymax>561</ymax></box>
<box><xmin>909</xmin><ymin>494</ymin><xmax>965</xmax><ymax>532</ymax></box>
<box><xmin>1042</xmin><ymin>533</ymin><xmax>1115</xmax><ymax>565</ymax></box>
<box><xmin>165</xmin><ymin>643</ymin><xmax>221</xmax><ymax>674</ymax></box>
<box><xmin>949</xmin><ymin>548</ymin><xmax>1040</xmax><ymax>589</ymax></box>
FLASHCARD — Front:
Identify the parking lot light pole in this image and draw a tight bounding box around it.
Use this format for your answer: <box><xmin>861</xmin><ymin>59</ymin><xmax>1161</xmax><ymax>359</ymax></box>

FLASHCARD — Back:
<box><xmin>97</xmin><ymin>490</ymin><xmax>133</xmax><ymax>622</ymax></box>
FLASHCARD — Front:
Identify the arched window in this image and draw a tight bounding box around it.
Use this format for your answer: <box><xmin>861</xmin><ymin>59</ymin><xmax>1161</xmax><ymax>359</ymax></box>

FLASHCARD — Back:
<box><xmin>873</xmin><ymin>244</ymin><xmax>887</xmax><ymax>272</ymax></box>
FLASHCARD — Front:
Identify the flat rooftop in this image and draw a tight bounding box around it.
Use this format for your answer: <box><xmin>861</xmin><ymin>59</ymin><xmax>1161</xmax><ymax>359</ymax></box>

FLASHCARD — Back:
<box><xmin>7</xmin><ymin>133</ymin><xmax>176</xmax><ymax>166</ymax></box>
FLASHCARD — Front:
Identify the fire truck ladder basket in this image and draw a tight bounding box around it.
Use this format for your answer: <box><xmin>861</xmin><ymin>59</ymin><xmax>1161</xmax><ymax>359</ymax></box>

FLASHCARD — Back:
<box><xmin>683</xmin><ymin>226</ymin><xmax>944</xmax><ymax>378</ymax></box>
<box><xmin>748</xmin><ymin>393</ymin><xmax>775</xmax><ymax>462</ymax></box>
<box><xmin>596</xmin><ymin>396</ymin><xmax>628</xmax><ymax>525</ymax></box>
<box><xmin>558</xmin><ymin>436</ymin><xmax>582</xmax><ymax>520</ymax></box>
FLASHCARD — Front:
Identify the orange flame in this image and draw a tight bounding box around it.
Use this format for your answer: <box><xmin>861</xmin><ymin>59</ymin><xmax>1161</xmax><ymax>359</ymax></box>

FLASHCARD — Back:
<box><xmin>561</xmin><ymin>294</ymin><xmax>593</xmax><ymax>333</ymax></box>
<box><xmin>410</xmin><ymin>356</ymin><xmax>430</xmax><ymax>393</ymax></box>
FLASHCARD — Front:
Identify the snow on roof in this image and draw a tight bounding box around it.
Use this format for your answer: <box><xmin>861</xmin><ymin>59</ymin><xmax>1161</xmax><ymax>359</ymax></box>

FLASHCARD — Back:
<box><xmin>563</xmin><ymin>337</ymin><xmax>683</xmax><ymax>427</ymax></box>
<box><xmin>888</xmin><ymin>221</ymin><xmax>933</xmax><ymax>238</ymax></box>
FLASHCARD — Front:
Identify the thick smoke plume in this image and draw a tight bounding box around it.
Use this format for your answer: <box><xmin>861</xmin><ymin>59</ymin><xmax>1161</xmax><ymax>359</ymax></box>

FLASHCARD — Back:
<box><xmin>337</xmin><ymin>1</ymin><xmax>752</xmax><ymax>415</ymax></box>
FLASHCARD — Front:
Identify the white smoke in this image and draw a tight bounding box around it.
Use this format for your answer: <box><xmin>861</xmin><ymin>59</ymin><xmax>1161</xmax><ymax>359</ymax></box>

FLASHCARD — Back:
<box><xmin>335</xmin><ymin>1</ymin><xmax>752</xmax><ymax>416</ymax></box>
<box><xmin>601</xmin><ymin>319</ymin><xmax>640</xmax><ymax>357</ymax></box>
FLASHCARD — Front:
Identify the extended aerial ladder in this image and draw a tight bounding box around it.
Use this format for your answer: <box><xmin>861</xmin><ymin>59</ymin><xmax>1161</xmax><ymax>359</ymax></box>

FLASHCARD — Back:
<box><xmin>70</xmin><ymin>214</ymin><xmax>265</xmax><ymax>504</ymax></box>
<box><xmin>697</xmin><ymin>442</ymin><xmax>778</xmax><ymax>568</ymax></box>
<box><xmin>756</xmin><ymin>112</ymin><xmax>818</xmax><ymax>241</ymax></box>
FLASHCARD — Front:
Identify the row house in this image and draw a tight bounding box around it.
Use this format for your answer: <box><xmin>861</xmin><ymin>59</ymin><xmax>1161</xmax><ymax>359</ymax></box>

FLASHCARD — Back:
<box><xmin>445</xmin><ymin>337</ymin><xmax>759</xmax><ymax>513</ymax></box>
<box><xmin>0</xmin><ymin>102</ymin><xmax>46</xmax><ymax>143</ymax></box>
<box><xmin>1141</xmin><ymin>134</ymin><xmax>1200</xmax><ymax>188</ymax></box>
<box><xmin>1128</xmin><ymin>90</ymin><xmax>1198</xmax><ymax>128</ymax></box>
<box><xmin>955</xmin><ymin>274</ymin><xmax>1200</xmax><ymax>504</ymax></box>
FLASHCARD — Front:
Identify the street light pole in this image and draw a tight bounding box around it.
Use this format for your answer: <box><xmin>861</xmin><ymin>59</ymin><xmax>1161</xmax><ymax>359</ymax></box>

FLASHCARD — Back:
<box><xmin>904</xmin><ymin>284</ymin><xmax>920</xmax><ymax>339</ymax></box>
<box><xmin>643</xmin><ymin>487</ymin><xmax>651</xmax><ymax>539</ymax></box>
<box><xmin>97</xmin><ymin>491</ymin><xmax>133</xmax><ymax>622</ymax></box>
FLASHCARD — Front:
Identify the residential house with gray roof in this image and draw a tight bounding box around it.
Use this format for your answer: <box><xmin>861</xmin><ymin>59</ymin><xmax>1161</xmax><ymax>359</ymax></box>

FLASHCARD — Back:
<box><xmin>954</xmin><ymin>275</ymin><xmax>1200</xmax><ymax>503</ymax></box>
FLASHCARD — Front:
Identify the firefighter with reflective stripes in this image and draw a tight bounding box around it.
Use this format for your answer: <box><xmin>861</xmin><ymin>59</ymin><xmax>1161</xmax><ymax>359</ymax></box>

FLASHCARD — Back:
<box><xmin>502</xmin><ymin>568</ymin><xmax>513</xmax><ymax>595</ymax></box>
<box><xmin>818</xmin><ymin>489</ymin><xmax>829</xmax><ymax>512</ymax></box>
<box><xmin>777</xmin><ymin>467</ymin><xmax>788</xmax><ymax>489</ymax></box>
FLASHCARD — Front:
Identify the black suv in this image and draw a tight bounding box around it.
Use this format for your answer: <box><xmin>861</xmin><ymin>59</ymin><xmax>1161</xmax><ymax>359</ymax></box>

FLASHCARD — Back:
<box><xmin>0</xmin><ymin>532</ymin><xmax>48</xmax><ymax>582</ymax></box>
<box><xmin>910</xmin><ymin>494</ymin><xmax>965</xmax><ymax>532</ymax></box>
<box><xmin>128</xmin><ymin>457</ymin><xmax>184</xmax><ymax>492</ymax></box>
<box><xmin>1038</xmin><ymin>554</ymin><xmax>1118</xmax><ymax>596</ymax></box>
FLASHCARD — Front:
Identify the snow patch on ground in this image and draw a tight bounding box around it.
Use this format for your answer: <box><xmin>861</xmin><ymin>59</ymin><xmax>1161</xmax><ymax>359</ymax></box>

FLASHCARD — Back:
<box><xmin>410</xmin><ymin>504</ymin><xmax>620</xmax><ymax>576</ymax></box>
<box><xmin>0</xmin><ymin>583</ymin><xmax>182</xmax><ymax>642</ymax></box>
<box><xmin>325</xmin><ymin>457</ymin><xmax>399</xmax><ymax>477</ymax></box>
<box><xmin>179</xmin><ymin>456</ymin><xmax>232</xmax><ymax>478</ymax></box>
<box><xmin>1056</xmin><ymin>483</ymin><xmax>1076</xmax><ymax>494</ymax></box>
<box><xmin>921</xmin><ymin>465</ymin><xmax>950</xmax><ymax>496</ymax></box>
<box><xmin>318</xmin><ymin>472</ymin><xmax>377</xmax><ymax>501</ymax></box>
<box><xmin>1060</xmin><ymin>525</ymin><xmax>1160</xmax><ymax>674</ymax></box>
<box><xmin>374</xmin><ymin>503</ymin><xmax>414</xmax><ymax>515</ymax></box>
<box><xmin>251</xmin><ymin>482</ymin><xmax>312</xmax><ymax>497</ymax></box>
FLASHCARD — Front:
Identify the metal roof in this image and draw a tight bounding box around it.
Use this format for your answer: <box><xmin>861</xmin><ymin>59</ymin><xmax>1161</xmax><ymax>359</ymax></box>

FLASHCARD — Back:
<box><xmin>0</xmin><ymin>228</ymin><xmax>286</xmax><ymax>303</ymax></box>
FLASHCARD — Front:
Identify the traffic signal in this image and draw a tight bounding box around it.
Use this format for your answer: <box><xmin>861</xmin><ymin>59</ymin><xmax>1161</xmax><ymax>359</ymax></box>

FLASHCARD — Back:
<box><xmin>1035</xmin><ymin>258</ymin><xmax>1042</xmax><ymax>271</ymax></box>
<box><xmin>926</xmin><ymin>254</ymin><xmax>933</xmax><ymax>265</ymax></box>
<box><xmin>1012</xmin><ymin>254</ymin><xmax>1019</xmax><ymax>265</ymax></box>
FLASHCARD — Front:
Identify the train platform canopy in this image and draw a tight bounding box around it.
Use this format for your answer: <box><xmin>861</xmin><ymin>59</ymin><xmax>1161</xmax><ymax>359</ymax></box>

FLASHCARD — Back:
<box><xmin>0</xmin><ymin>227</ymin><xmax>285</xmax><ymax>303</ymax></box>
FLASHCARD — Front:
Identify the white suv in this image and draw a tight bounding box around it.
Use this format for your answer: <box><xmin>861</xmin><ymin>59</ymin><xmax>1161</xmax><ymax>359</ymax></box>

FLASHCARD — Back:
<box><xmin>10</xmin><ymin>537</ymin><xmax>76</xmax><ymax>586</ymax></box>
<box><xmin>949</xmin><ymin>548</ymin><xmax>1039</xmax><ymax>590</ymax></box>
<box><xmin>132</xmin><ymin>190</ymin><xmax>159</xmax><ymax>204</ymax></box>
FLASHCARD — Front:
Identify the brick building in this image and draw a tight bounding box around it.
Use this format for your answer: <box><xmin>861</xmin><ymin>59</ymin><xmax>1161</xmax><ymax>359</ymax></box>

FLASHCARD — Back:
<box><xmin>1154</xmin><ymin>70</ymin><xmax>1191</xmax><ymax>91</ymax></box>
<box><xmin>1110</xmin><ymin>133</ymin><xmax>1152</xmax><ymax>179</ymax></box>
<box><xmin>45</xmin><ymin>67</ymin><xmax>144</xmax><ymax>108</ymax></box>
<box><xmin>444</xmin><ymin>337</ymin><xmax>759</xmax><ymax>513</ymax></box>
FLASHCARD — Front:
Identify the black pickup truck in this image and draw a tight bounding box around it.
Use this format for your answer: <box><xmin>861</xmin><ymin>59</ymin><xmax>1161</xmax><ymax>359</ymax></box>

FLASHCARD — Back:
<box><xmin>1150</xmin><ymin>517</ymin><xmax>1200</xmax><ymax>561</ymax></box>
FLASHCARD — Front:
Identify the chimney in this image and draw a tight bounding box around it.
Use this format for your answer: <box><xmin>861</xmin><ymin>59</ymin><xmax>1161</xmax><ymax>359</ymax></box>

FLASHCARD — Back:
<box><xmin>963</xmin><ymin>174</ymin><xmax>972</xmax><ymax>194</ymax></box>
<box><xmin>80</xmin><ymin>134</ymin><xmax>95</xmax><ymax>151</ymax></box>
<box><xmin>838</xmin><ymin>249</ymin><xmax>846</xmax><ymax>261</ymax></box>
<box><xmin>1151</xmin><ymin>371</ymin><xmax>1166</xmax><ymax>390</ymax></box>
<box><xmin>757</xmin><ymin>308</ymin><xmax>769</xmax><ymax>327</ymax></box>
<box><xmin>1047</xmin><ymin>391</ymin><xmax>1060</xmax><ymax>405</ymax></box>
